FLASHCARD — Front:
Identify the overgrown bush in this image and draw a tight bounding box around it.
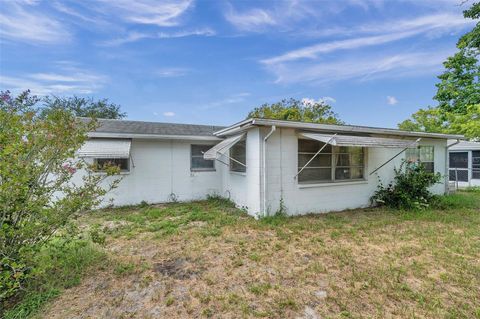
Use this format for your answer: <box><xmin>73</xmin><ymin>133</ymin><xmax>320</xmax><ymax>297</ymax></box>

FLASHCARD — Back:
<box><xmin>371</xmin><ymin>160</ymin><xmax>442</xmax><ymax>210</ymax></box>
<box><xmin>0</xmin><ymin>91</ymin><xmax>120</xmax><ymax>311</ymax></box>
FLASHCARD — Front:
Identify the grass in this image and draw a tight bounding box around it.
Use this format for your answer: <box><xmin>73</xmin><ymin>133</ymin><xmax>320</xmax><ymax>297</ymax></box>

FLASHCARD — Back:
<box><xmin>15</xmin><ymin>192</ymin><xmax>480</xmax><ymax>318</ymax></box>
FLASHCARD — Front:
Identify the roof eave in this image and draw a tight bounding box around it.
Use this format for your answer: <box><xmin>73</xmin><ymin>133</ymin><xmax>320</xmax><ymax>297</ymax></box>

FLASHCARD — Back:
<box><xmin>88</xmin><ymin>132</ymin><xmax>222</xmax><ymax>141</ymax></box>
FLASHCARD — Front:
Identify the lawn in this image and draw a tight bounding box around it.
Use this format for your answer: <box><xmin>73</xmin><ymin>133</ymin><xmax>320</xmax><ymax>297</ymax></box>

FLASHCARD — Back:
<box><xmin>19</xmin><ymin>192</ymin><xmax>480</xmax><ymax>318</ymax></box>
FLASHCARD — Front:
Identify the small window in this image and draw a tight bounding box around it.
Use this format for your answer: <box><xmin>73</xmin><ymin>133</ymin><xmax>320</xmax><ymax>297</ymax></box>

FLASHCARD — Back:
<box><xmin>95</xmin><ymin>158</ymin><xmax>129</xmax><ymax>172</ymax></box>
<box><xmin>406</xmin><ymin>146</ymin><xmax>434</xmax><ymax>173</ymax></box>
<box><xmin>191</xmin><ymin>145</ymin><xmax>215</xmax><ymax>171</ymax></box>
<box><xmin>230</xmin><ymin>140</ymin><xmax>246</xmax><ymax>173</ymax></box>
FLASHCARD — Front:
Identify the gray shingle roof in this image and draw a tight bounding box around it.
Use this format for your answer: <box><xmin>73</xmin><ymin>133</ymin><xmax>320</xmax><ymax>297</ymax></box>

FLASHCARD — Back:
<box><xmin>80</xmin><ymin>118</ymin><xmax>225</xmax><ymax>137</ymax></box>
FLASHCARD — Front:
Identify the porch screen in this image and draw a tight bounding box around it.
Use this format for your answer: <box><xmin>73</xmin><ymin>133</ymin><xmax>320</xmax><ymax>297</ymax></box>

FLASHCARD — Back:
<box><xmin>473</xmin><ymin>151</ymin><xmax>480</xmax><ymax>179</ymax></box>
<box><xmin>449</xmin><ymin>152</ymin><xmax>468</xmax><ymax>182</ymax></box>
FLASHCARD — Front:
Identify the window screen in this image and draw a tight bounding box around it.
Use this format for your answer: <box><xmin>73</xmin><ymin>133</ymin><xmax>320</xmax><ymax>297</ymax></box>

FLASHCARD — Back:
<box><xmin>191</xmin><ymin>145</ymin><xmax>215</xmax><ymax>171</ymax></box>
<box><xmin>449</xmin><ymin>152</ymin><xmax>468</xmax><ymax>169</ymax></box>
<box><xmin>95</xmin><ymin>158</ymin><xmax>129</xmax><ymax>172</ymax></box>
<box><xmin>473</xmin><ymin>151</ymin><xmax>480</xmax><ymax>179</ymax></box>
<box><xmin>298</xmin><ymin>139</ymin><xmax>364</xmax><ymax>183</ymax></box>
<box><xmin>230</xmin><ymin>140</ymin><xmax>246</xmax><ymax>173</ymax></box>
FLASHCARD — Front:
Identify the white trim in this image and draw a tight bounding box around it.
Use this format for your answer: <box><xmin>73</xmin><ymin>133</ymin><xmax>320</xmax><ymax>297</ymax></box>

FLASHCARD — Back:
<box><xmin>298</xmin><ymin>180</ymin><xmax>368</xmax><ymax>188</ymax></box>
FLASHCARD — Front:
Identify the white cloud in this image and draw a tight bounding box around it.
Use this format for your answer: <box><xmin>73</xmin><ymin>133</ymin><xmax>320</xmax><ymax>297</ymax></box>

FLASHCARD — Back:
<box><xmin>101</xmin><ymin>28</ymin><xmax>215</xmax><ymax>46</ymax></box>
<box><xmin>163</xmin><ymin>111</ymin><xmax>175</xmax><ymax>117</ymax></box>
<box><xmin>302</xmin><ymin>97</ymin><xmax>336</xmax><ymax>106</ymax></box>
<box><xmin>0</xmin><ymin>2</ymin><xmax>70</xmax><ymax>44</ymax></box>
<box><xmin>0</xmin><ymin>66</ymin><xmax>107</xmax><ymax>95</ymax></box>
<box><xmin>386</xmin><ymin>96</ymin><xmax>399</xmax><ymax>105</ymax></box>
<box><xmin>95</xmin><ymin>0</ymin><xmax>193</xmax><ymax>27</ymax></box>
<box><xmin>225</xmin><ymin>6</ymin><xmax>276</xmax><ymax>31</ymax></box>
<box><xmin>201</xmin><ymin>92</ymin><xmax>251</xmax><ymax>110</ymax></box>
<box><xmin>155</xmin><ymin>68</ymin><xmax>190</xmax><ymax>78</ymax></box>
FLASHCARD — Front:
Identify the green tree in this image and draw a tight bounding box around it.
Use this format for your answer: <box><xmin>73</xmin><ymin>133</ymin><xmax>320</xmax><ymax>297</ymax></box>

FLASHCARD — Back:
<box><xmin>39</xmin><ymin>96</ymin><xmax>126</xmax><ymax>119</ymax></box>
<box><xmin>398</xmin><ymin>2</ymin><xmax>480</xmax><ymax>139</ymax></box>
<box><xmin>0</xmin><ymin>91</ymin><xmax>120</xmax><ymax>303</ymax></box>
<box><xmin>247</xmin><ymin>98</ymin><xmax>343</xmax><ymax>124</ymax></box>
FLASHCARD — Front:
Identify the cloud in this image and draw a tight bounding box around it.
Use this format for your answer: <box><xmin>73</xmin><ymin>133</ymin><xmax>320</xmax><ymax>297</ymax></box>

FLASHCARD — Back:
<box><xmin>267</xmin><ymin>49</ymin><xmax>453</xmax><ymax>84</ymax></box>
<box><xmin>155</xmin><ymin>68</ymin><xmax>190</xmax><ymax>78</ymax></box>
<box><xmin>0</xmin><ymin>2</ymin><xmax>70</xmax><ymax>44</ymax></box>
<box><xmin>224</xmin><ymin>6</ymin><xmax>276</xmax><ymax>31</ymax></box>
<box><xmin>386</xmin><ymin>96</ymin><xmax>399</xmax><ymax>105</ymax></box>
<box><xmin>201</xmin><ymin>92</ymin><xmax>251</xmax><ymax>110</ymax></box>
<box><xmin>302</xmin><ymin>97</ymin><xmax>336</xmax><ymax>106</ymax></box>
<box><xmin>262</xmin><ymin>13</ymin><xmax>471</xmax><ymax>65</ymax></box>
<box><xmin>101</xmin><ymin>28</ymin><xmax>215</xmax><ymax>46</ymax></box>
<box><xmin>0</xmin><ymin>66</ymin><xmax>107</xmax><ymax>95</ymax></box>
<box><xmin>95</xmin><ymin>0</ymin><xmax>194</xmax><ymax>27</ymax></box>
<box><xmin>163</xmin><ymin>111</ymin><xmax>175</xmax><ymax>117</ymax></box>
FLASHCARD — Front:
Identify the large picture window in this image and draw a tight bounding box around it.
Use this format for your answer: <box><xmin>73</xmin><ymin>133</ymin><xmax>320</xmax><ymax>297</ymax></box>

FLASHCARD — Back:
<box><xmin>95</xmin><ymin>158</ymin><xmax>130</xmax><ymax>172</ymax></box>
<box><xmin>230</xmin><ymin>140</ymin><xmax>246</xmax><ymax>173</ymax></box>
<box><xmin>297</xmin><ymin>139</ymin><xmax>365</xmax><ymax>183</ymax></box>
<box><xmin>191</xmin><ymin>145</ymin><xmax>215</xmax><ymax>171</ymax></box>
<box><xmin>405</xmin><ymin>146</ymin><xmax>434</xmax><ymax>173</ymax></box>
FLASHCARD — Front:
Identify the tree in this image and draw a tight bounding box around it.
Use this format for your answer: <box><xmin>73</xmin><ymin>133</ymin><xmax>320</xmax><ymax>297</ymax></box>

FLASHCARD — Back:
<box><xmin>39</xmin><ymin>96</ymin><xmax>126</xmax><ymax>119</ymax></box>
<box><xmin>398</xmin><ymin>2</ymin><xmax>480</xmax><ymax>139</ymax></box>
<box><xmin>0</xmin><ymin>91</ymin><xmax>120</xmax><ymax>302</ymax></box>
<box><xmin>247</xmin><ymin>98</ymin><xmax>343</xmax><ymax>124</ymax></box>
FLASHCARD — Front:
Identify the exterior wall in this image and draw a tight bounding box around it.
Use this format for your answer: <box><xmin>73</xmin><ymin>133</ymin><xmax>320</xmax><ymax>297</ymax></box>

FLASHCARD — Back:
<box><xmin>263</xmin><ymin>128</ymin><xmax>448</xmax><ymax>216</ymax></box>
<box><xmin>220</xmin><ymin>128</ymin><xmax>262</xmax><ymax>217</ymax></box>
<box><xmin>75</xmin><ymin>138</ymin><xmax>222</xmax><ymax>207</ymax></box>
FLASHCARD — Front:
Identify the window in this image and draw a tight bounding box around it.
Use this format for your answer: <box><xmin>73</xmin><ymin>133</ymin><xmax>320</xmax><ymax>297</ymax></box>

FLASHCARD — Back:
<box><xmin>95</xmin><ymin>158</ymin><xmax>129</xmax><ymax>172</ymax></box>
<box><xmin>473</xmin><ymin>151</ymin><xmax>480</xmax><ymax>179</ymax></box>
<box><xmin>406</xmin><ymin>146</ymin><xmax>434</xmax><ymax>173</ymax></box>
<box><xmin>449</xmin><ymin>152</ymin><xmax>469</xmax><ymax>182</ymax></box>
<box><xmin>297</xmin><ymin>139</ymin><xmax>365</xmax><ymax>183</ymax></box>
<box><xmin>230</xmin><ymin>140</ymin><xmax>246</xmax><ymax>173</ymax></box>
<box><xmin>191</xmin><ymin>145</ymin><xmax>215</xmax><ymax>171</ymax></box>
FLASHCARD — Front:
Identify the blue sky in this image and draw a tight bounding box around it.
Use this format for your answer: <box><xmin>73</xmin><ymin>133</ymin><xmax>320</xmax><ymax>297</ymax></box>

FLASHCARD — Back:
<box><xmin>0</xmin><ymin>0</ymin><xmax>475</xmax><ymax>128</ymax></box>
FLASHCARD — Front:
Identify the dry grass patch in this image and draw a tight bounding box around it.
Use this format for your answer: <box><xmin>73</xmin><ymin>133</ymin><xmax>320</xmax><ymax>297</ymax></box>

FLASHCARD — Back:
<box><xmin>37</xmin><ymin>193</ymin><xmax>480</xmax><ymax>319</ymax></box>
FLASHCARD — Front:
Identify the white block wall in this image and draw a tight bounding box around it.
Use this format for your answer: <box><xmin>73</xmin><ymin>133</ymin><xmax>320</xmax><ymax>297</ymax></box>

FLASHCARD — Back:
<box><xmin>75</xmin><ymin>138</ymin><xmax>222</xmax><ymax>207</ymax></box>
<box><xmin>260</xmin><ymin>128</ymin><xmax>447</xmax><ymax>216</ymax></box>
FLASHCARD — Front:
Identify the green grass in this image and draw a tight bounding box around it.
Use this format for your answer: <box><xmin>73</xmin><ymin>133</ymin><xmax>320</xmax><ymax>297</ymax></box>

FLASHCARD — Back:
<box><xmin>3</xmin><ymin>237</ymin><xmax>107</xmax><ymax>319</ymax></box>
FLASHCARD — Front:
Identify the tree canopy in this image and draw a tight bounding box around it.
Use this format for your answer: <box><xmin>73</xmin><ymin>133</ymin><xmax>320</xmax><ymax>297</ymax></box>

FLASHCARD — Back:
<box><xmin>39</xmin><ymin>96</ymin><xmax>126</xmax><ymax>119</ymax></box>
<box><xmin>398</xmin><ymin>2</ymin><xmax>480</xmax><ymax>139</ymax></box>
<box><xmin>247</xmin><ymin>98</ymin><xmax>343</xmax><ymax>125</ymax></box>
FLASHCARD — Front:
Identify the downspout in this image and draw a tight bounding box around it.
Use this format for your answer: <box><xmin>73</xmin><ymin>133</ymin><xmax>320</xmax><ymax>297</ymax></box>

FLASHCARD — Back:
<box><xmin>445</xmin><ymin>139</ymin><xmax>461</xmax><ymax>193</ymax></box>
<box><xmin>263</xmin><ymin>125</ymin><xmax>276</xmax><ymax>216</ymax></box>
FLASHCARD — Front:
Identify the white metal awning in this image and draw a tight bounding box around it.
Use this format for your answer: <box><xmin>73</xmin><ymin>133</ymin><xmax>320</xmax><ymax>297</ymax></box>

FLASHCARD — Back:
<box><xmin>299</xmin><ymin>132</ymin><xmax>419</xmax><ymax>148</ymax></box>
<box><xmin>77</xmin><ymin>139</ymin><xmax>131</xmax><ymax>158</ymax></box>
<box><xmin>203</xmin><ymin>133</ymin><xmax>245</xmax><ymax>160</ymax></box>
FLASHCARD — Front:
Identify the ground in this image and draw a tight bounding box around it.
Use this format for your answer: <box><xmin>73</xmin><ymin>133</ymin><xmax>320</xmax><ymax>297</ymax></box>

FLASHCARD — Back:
<box><xmin>37</xmin><ymin>192</ymin><xmax>480</xmax><ymax>318</ymax></box>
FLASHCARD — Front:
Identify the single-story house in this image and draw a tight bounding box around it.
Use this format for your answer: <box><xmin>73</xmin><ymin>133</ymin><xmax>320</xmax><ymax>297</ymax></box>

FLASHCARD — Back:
<box><xmin>75</xmin><ymin>118</ymin><xmax>463</xmax><ymax>217</ymax></box>
<box><xmin>448</xmin><ymin>140</ymin><xmax>480</xmax><ymax>188</ymax></box>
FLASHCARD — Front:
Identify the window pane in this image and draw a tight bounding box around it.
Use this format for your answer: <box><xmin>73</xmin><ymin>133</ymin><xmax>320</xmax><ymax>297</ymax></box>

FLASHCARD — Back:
<box><xmin>422</xmin><ymin>162</ymin><xmax>434</xmax><ymax>173</ymax></box>
<box><xmin>336</xmin><ymin>167</ymin><xmax>364</xmax><ymax>180</ymax></box>
<box><xmin>405</xmin><ymin>148</ymin><xmax>418</xmax><ymax>162</ymax></box>
<box><xmin>298</xmin><ymin>154</ymin><xmax>331</xmax><ymax>167</ymax></box>
<box><xmin>420</xmin><ymin>146</ymin><xmax>434</xmax><ymax>162</ymax></box>
<box><xmin>96</xmin><ymin>158</ymin><xmax>129</xmax><ymax>171</ymax></box>
<box><xmin>298</xmin><ymin>139</ymin><xmax>332</xmax><ymax>153</ymax></box>
<box><xmin>336</xmin><ymin>154</ymin><xmax>350</xmax><ymax>166</ymax></box>
<box><xmin>473</xmin><ymin>170</ymin><xmax>480</xmax><ymax>179</ymax></box>
<box><xmin>449</xmin><ymin>169</ymin><xmax>469</xmax><ymax>182</ymax></box>
<box><xmin>449</xmin><ymin>152</ymin><xmax>468</xmax><ymax>168</ymax></box>
<box><xmin>191</xmin><ymin>145</ymin><xmax>215</xmax><ymax>170</ymax></box>
<box><xmin>230</xmin><ymin>140</ymin><xmax>246</xmax><ymax>172</ymax></box>
<box><xmin>298</xmin><ymin>168</ymin><xmax>331</xmax><ymax>183</ymax></box>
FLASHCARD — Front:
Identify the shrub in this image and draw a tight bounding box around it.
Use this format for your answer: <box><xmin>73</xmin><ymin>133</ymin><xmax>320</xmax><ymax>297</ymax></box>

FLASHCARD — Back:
<box><xmin>371</xmin><ymin>160</ymin><xmax>442</xmax><ymax>210</ymax></box>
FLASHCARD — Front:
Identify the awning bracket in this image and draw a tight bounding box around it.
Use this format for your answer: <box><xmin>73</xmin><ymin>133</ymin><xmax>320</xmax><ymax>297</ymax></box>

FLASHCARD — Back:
<box><xmin>369</xmin><ymin>138</ymin><xmax>422</xmax><ymax>176</ymax></box>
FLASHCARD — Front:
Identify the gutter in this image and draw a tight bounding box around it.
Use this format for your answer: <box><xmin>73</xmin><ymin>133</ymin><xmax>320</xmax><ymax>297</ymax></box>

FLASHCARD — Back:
<box><xmin>88</xmin><ymin>132</ymin><xmax>222</xmax><ymax>141</ymax></box>
<box><xmin>262</xmin><ymin>125</ymin><xmax>276</xmax><ymax>216</ymax></box>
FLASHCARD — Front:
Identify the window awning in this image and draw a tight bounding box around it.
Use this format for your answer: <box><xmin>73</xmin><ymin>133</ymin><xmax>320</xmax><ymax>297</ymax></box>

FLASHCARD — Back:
<box><xmin>299</xmin><ymin>132</ymin><xmax>419</xmax><ymax>148</ymax></box>
<box><xmin>203</xmin><ymin>133</ymin><xmax>245</xmax><ymax>160</ymax></box>
<box><xmin>77</xmin><ymin>139</ymin><xmax>131</xmax><ymax>158</ymax></box>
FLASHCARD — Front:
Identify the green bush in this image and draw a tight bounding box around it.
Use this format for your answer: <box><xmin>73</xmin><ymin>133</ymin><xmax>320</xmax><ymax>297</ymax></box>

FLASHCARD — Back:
<box><xmin>371</xmin><ymin>160</ymin><xmax>442</xmax><ymax>210</ymax></box>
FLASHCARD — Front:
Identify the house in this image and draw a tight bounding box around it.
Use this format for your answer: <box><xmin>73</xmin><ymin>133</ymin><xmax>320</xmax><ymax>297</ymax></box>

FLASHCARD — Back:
<box><xmin>75</xmin><ymin>118</ymin><xmax>463</xmax><ymax>217</ymax></box>
<box><xmin>448</xmin><ymin>140</ymin><xmax>480</xmax><ymax>188</ymax></box>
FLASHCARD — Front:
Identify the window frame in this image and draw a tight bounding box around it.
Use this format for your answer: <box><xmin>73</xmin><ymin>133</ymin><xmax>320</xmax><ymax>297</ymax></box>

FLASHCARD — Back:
<box><xmin>190</xmin><ymin>144</ymin><xmax>216</xmax><ymax>172</ymax></box>
<box><xmin>94</xmin><ymin>157</ymin><xmax>130</xmax><ymax>174</ymax></box>
<box><xmin>472</xmin><ymin>151</ymin><xmax>480</xmax><ymax>180</ymax></box>
<box><xmin>297</xmin><ymin>138</ymin><xmax>368</xmax><ymax>185</ymax></box>
<box><xmin>230</xmin><ymin>139</ymin><xmax>247</xmax><ymax>173</ymax></box>
<box><xmin>406</xmin><ymin>146</ymin><xmax>435</xmax><ymax>173</ymax></box>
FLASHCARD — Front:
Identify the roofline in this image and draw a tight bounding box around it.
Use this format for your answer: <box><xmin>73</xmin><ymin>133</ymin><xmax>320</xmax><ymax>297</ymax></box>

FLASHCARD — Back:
<box><xmin>213</xmin><ymin>118</ymin><xmax>465</xmax><ymax>140</ymax></box>
<box><xmin>88</xmin><ymin>132</ymin><xmax>222</xmax><ymax>141</ymax></box>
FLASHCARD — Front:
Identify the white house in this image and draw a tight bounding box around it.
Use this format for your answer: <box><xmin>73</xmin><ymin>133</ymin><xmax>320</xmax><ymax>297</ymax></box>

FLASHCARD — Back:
<box><xmin>76</xmin><ymin>118</ymin><xmax>463</xmax><ymax>217</ymax></box>
<box><xmin>448</xmin><ymin>141</ymin><xmax>480</xmax><ymax>188</ymax></box>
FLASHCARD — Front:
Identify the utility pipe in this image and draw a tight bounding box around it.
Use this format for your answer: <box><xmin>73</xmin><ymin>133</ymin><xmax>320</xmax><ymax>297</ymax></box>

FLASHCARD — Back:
<box><xmin>263</xmin><ymin>125</ymin><xmax>276</xmax><ymax>216</ymax></box>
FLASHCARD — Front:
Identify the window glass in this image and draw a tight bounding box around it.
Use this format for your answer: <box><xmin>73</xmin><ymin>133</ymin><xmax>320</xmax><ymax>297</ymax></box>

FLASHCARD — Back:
<box><xmin>191</xmin><ymin>145</ymin><xmax>215</xmax><ymax>171</ymax></box>
<box><xmin>406</xmin><ymin>146</ymin><xmax>434</xmax><ymax>173</ymax></box>
<box><xmin>297</xmin><ymin>139</ymin><xmax>364</xmax><ymax>183</ymax></box>
<box><xmin>230</xmin><ymin>140</ymin><xmax>246</xmax><ymax>173</ymax></box>
<box><xmin>95</xmin><ymin>158</ymin><xmax>129</xmax><ymax>172</ymax></box>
